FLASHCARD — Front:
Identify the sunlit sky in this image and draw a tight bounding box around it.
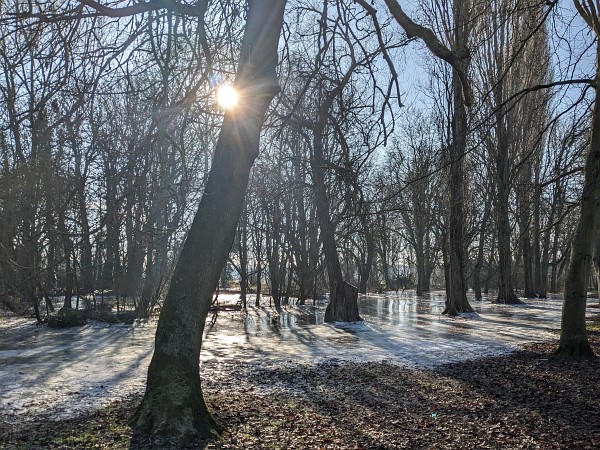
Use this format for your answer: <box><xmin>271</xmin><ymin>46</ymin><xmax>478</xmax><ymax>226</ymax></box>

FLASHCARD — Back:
<box><xmin>217</xmin><ymin>84</ymin><xmax>239</xmax><ymax>110</ymax></box>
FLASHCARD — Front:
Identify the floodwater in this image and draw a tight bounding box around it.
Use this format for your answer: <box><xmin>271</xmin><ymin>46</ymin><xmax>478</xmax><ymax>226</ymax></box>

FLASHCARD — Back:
<box><xmin>0</xmin><ymin>291</ymin><xmax>592</xmax><ymax>422</ymax></box>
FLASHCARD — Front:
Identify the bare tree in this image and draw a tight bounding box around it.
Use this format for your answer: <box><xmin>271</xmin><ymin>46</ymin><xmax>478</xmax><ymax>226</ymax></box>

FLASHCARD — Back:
<box><xmin>129</xmin><ymin>1</ymin><xmax>287</xmax><ymax>442</ymax></box>
<box><xmin>555</xmin><ymin>0</ymin><xmax>598</xmax><ymax>357</ymax></box>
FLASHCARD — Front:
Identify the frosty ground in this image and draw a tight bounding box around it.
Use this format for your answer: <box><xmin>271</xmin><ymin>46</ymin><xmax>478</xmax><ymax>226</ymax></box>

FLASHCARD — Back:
<box><xmin>1</xmin><ymin>292</ymin><xmax>599</xmax><ymax>449</ymax></box>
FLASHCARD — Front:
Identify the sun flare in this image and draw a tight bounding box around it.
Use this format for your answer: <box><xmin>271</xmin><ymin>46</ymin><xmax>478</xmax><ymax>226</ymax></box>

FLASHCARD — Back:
<box><xmin>217</xmin><ymin>85</ymin><xmax>239</xmax><ymax>109</ymax></box>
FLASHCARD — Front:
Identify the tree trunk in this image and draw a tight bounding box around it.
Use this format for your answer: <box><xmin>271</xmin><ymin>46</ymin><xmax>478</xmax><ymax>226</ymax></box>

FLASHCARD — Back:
<box><xmin>325</xmin><ymin>281</ymin><xmax>360</xmax><ymax>323</ymax></box>
<box><xmin>415</xmin><ymin>251</ymin><xmax>427</xmax><ymax>297</ymax></box>
<box><xmin>58</xmin><ymin>207</ymin><xmax>75</xmax><ymax>310</ymax></box>
<box><xmin>123</xmin><ymin>201</ymin><xmax>145</xmax><ymax>304</ymax></box>
<box><xmin>533</xmin><ymin>163</ymin><xmax>544</xmax><ymax>297</ymax></box>
<box><xmin>102</xmin><ymin>153</ymin><xmax>121</xmax><ymax>293</ymax></box>
<box><xmin>254</xmin><ymin>221</ymin><xmax>263</xmax><ymax>308</ymax></box>
<box><xmin>550</xmin><ymin>223</ymin><xmax>562</xmax><ymax>293</ymax></box>
<box><xmin>522</xmin><ymin>234</ymin><xmax>536</xmax><ymax>298</ymax></box>
<box><xmin>379</xmin><ymin>217</ymin><xmax>394</xmax><ymax>291</ymax></box>
<box><xmin>310</xmin><ymin>66</ymin><xmax>361</xmax><ymax>322</ymax></box>
<box><xmin>443</xmin><ymin>1</ymin><xmax>473</xmax><ymax>316</ymax></box>
<box><xmin>473</xmin><ymin>202</ymin><xmax>490</xmax><ymax>300</ymax></box>
<box><xmin>594</xmin><ymin>243</ymin><xmax>600</xmax><ymax>304</ymax></box>
<box><xmin>517</xmin><ymin>160</ymin><xmax>536</xmax><ymax>299</ymax></box>
<box><xmin>494</xmin><ymin>136</ymin><xmax>522</xmax><ymax>304</ymax></box>
<box><xmin>358</xmin><ymin>214</ymin><xmax>375</xmax><ymax>295</ymax></box>
<box><xmin>76</xmin><ymin>154</ymin><xmax>95</xmax><ymax>295</ymax></box>
<box><xmin>555</xmin><ymin>38</ymin><xmax>599</xmax><ymax>357</ymax></box>
<box><xmin>312</xmin><ymin>117</ymin><xmax>361</xmax><ymax>322</ymax></box>
<box><xmin>131</xmin><ymin>1</ymin><xmax>286</xmax><ymax>443</ymax></box>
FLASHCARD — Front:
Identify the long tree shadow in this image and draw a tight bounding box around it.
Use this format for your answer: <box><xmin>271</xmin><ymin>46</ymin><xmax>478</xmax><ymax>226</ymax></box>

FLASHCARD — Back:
<box><xmin>435</xmin><ymin>346</ymin><xmax>600</xmax><ymax>438</ymax></box>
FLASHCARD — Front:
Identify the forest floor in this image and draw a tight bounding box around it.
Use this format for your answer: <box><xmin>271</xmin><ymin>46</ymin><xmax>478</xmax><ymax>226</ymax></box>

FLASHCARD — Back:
<box><xmin>1</xmin><ymin>295</ymin><xmax>600</xmax><ymax>449</ymax></box>
<box><xmin>1</xmin><ymin>336</ymin><xmax>599</xmax><ymax>449</ymax></box>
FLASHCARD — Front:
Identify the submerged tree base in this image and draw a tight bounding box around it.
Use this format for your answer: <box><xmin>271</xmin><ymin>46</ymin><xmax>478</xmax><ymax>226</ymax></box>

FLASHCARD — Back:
<box><xmin>442</xmin><ymin>302</ymin><xmax>475</xmax><ymax>316</ymax></box>
<box><xmin>493</xmin><ymin>292</ymin><xmax>524</xmax><ymax>305</ymax></box>
<box><xmin>325</xmin><ymin>282</ymin><xmax>361</xmax><ymax>322</ymax></box>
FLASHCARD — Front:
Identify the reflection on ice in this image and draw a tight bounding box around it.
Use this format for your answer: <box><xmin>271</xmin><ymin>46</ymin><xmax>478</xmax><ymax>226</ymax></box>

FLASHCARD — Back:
<box><xmin>201</xmin><ymin>291</ymin><xmax>572</xmax><ymax>370</ymax></box>
<box><xmin>0</xmin><ymin>291</ymin><xmax>591</xmax><ymax>422</ymax></box>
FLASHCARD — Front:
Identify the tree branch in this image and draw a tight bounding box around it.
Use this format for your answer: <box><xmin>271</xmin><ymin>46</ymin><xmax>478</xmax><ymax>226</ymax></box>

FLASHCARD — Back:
<box><xmin>353</xmin><ymin>0</ymin><xmax>403</xmax><ymax>110</ymax></box>
<box><xmin>78</xmin><ymin>0</ymin><xmax>207</xmax><ymax>18</ymax></box>
<box><xmin>380</xmin><ymin>0</ymin><xmax>473</xmax><ymax>106</ymax></box>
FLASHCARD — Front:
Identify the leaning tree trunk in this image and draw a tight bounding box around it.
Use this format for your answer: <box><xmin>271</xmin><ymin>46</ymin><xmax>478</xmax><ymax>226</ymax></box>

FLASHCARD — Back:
<box><xmin>312</xmin><ymin>126</ymin><xmax>361</xmax><ymax>322</ymax></box>
<box><xmin>131</xmin><ymin>1</ymin><xmax>286</xmax><ymax>444</ymax></box>
<box><xmin>556</xmin><ymin>36</ymin><xmax>600</xmax><ymax>357</ymax></box>
<box><xmin>311</xmin><ymin>64</ymin><xmax>361</xmax><ymax>322</ymax></box>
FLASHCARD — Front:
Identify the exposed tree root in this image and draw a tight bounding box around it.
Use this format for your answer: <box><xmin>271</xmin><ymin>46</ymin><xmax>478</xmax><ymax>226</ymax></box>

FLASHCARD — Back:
<box><xmin>493</xmin><ymin>293</ymin><xmax>524</xmax><ymax>305</ymax></box>
<box><xmin>554</xmin><ymin>342</ymin><xmax>596</xmax><ymax>359</ymax></box>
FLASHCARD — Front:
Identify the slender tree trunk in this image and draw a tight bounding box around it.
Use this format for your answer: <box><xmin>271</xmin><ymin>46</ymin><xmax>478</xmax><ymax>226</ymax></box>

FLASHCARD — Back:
<box><xmin>240</xmin><ymin>222</ymin><xmax>248</xmax><ymax>310</ymax></box>
<box><xmin>102</xmin><ymin>154</ymin><xmax>120</xmax><ymax>294</ymax></box>
<box><xmin>518</xmin><ymin>161</ymin><xmax>536</xmax><ymax>298</ymax></box>
<box><xmin>522</xmin><ymin>234</ymin><xmax>536</xmax><ymax>298</ymax></box>
<box><xmin>474</xmin><ymin>203</ymin><xmax>490</xmax><ymax>300</ymax></box>
<box><xmin>594</xmin><ymin>243</ymin><xmax>600</xmax><ymax>304</ymax></box>
<box><xmin>58</xmin><ymin>207</ymin><xmax>75</xmax><ymax>310</ymax></box>
<box><xmin>131</xmin><ymin>2</ymin><xmax>286</xmax><ymax>443</ymax></box>
<box><xmin>533</xmin><ymin>164</ymin><xmax>544</xmax><ymax>297</ymax></box>
<box><xmin>124</xmin><ymin>203</ymin><xmax>145</xmax><ymax>303</ymax></box>
<box><xmin>494</xmin><ymin>135</ymin><xmax>522</xmax><ymax>304</ymax></box>
<box><xmin>74</xmin><ymin>147</ymin><xmax>95</xmax><ymax>295</ymax></box>
<box><xmin>358</xmin><ymin>214</ymin><xmax>375</xmax><ymax>295</ymax></box>
<box><xmin>550</xmin><ymin>222</ymin><xmax>562</xmax><ymax>292</ymax></box>
<box><xmin>254</xmin><ymin>222</ymin><xmax>263</xmax><ymax>308</ymax></box>
<box><xmin>380</xmin><ymin>224</ymin><xmax>394</xmax><ymax>290</ymax></box>
<box><xmin>415</xmin><ymin>251</ymin><xmax>427</xmax><ymax>297</ymax></box>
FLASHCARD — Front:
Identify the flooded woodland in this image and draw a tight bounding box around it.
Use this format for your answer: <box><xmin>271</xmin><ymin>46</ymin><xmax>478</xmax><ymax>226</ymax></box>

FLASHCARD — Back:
<box><xmin>1</xmin><ymin>291</ymin><xmax>600</xmax><ymax>449</ymax></box>
<box><xmin>2</xmin><ymin>0</ymin><xmax>600</xmax><ymax>448</ymax></box>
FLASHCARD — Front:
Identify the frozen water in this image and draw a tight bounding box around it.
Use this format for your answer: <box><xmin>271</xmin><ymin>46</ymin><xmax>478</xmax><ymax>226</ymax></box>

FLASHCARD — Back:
<box><xmin>0</xmin><ymin>318</ymin><xmax>154</xmax><ymax>422</ymax></box>
<box><xmin>201</xmin><ymin>291</ymin><xmax>572</xmax><ymax>369</ymax></box>
<box><xmin>0</xmin><ymin>291</ymin><xmax>594</xmax><ymax>422</ymax></box>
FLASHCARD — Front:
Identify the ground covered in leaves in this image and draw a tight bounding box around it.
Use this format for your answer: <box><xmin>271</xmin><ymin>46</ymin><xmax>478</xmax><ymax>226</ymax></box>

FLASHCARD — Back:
<box><xmin>1</xmin><ymin>336</ymin><xmax>599</xmax><ymax>449</ymax></box>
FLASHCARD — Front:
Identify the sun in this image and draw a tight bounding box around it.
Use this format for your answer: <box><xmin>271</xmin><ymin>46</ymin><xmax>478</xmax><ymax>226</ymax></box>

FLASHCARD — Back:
<box><xmin>216</xmin><ymin>85</ymin><xmax>239</xmax><ymax>109</ymax></box>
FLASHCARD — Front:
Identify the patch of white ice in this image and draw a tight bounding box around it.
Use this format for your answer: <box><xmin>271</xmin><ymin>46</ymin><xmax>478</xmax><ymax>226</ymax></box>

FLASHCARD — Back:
<box><xmin>0</xmin><ymin>291</ymin><xmax>587</xmax><ymax>422</ymax></box>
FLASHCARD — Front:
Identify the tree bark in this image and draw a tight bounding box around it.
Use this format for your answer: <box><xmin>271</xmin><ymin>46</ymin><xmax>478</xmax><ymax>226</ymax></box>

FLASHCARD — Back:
<box><xmin>442</xmin><ymin>0</ymin><xmax>473</xmax><ymax>316</ymax></box>
<box><xmin>239</xmin><ymin>212</ymin><xmax>249</xmax><ymax>309</ymax></box>
<box><xmin>309</xmin><ymin>50</ymin><xmax>361</xmax><ymax>322</ymax></box>
<box><xmin>358</xmin><ymin>211</ymin><xmax>375</xmax><ymax>295</ymax></box>
<box><xmin>494</xmin><ymin>129</ymin><xmax>522</xmax><ymax>304</ymax></box>
<box><xmin>555</xmin><ymin>20</ymin><xmax>599</xmax><ymax>357</ymax></box>
<box><xmin>312</xmin><ymin>116</ymin><xmax>361</xmax><ymax>323</ymax></box>
<box><xmin>131</xmin><ymin>1</ymin><xmax>286</xmax><ymax>443</ymax></box>
<box><xmin>473</xmin><ymin>200</ymin><xmax>490</xmax><ymax>300</ymax></box>
<box><xmin>533</xmin><ymin>162</ymin><xmax>544</xmax><ymax>297</ymax></box>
